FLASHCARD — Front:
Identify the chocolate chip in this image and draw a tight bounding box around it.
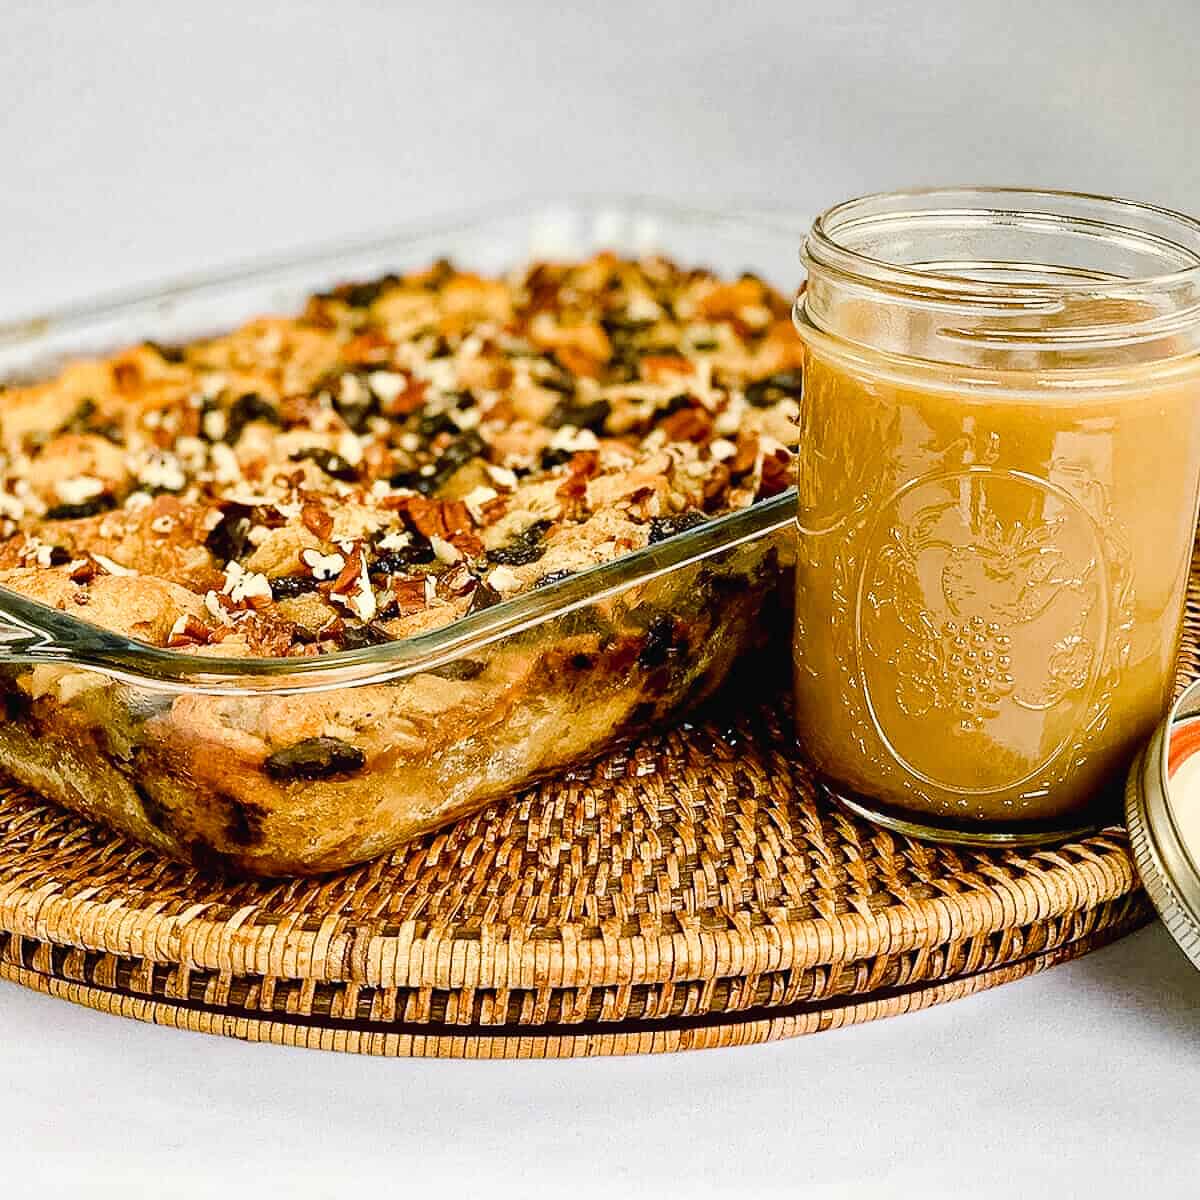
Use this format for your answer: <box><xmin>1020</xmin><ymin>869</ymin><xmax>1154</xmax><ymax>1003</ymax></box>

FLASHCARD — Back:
<box><xmin>264</xmin><ymin>737</ymin><xmax>366</xmax><ymax>781</ymax></box>
<box><xmin>648</xmin><ymin>511</ymin><xmax>707</xmax><ymax>544</ymax></box>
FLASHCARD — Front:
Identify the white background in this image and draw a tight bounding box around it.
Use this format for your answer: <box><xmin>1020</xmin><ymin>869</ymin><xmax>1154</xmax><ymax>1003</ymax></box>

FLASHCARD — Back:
<box><xmin>1</xmin><ymin>2</ymin><xmax>1198</xmax><ymax>1196</ymax></box>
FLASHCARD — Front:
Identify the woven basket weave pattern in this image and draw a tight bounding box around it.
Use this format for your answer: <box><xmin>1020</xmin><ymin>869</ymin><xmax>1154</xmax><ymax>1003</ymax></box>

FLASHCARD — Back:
<box><xmin>1</xmin><ymin>536</ymin><xmax>1196</xmax><ymax>1056</ymax></box>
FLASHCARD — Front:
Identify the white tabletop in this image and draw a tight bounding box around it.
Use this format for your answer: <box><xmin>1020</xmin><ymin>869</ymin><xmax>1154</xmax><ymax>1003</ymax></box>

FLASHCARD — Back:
<box><xmin>2</xmin><ymin>2</ymin><xmax>1198</xmax><ymax>1195</ymax></box>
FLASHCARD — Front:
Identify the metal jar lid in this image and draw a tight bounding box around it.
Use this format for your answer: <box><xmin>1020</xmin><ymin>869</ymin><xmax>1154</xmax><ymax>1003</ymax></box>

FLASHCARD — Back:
<box><xmin>1125</xmin><ymin>677</ymin><xmax>1200</xmax><ymax>969</ymax></box>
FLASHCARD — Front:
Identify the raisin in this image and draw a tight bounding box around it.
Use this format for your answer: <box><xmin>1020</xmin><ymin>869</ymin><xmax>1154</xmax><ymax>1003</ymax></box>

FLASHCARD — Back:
<box><xmin>48</xmin><ymin>546</ymin><xmax>71</xmax><ymax>566</ymax></box>
<box><xmin>422</xmin><ymin>258</ymin><xmax>455</xmax><ymax>290</ymax></box>
<box><xmin>226</xmin><ymin>393</ymin><xmax>280</xmax><ymax>443</ymax></box>
<box><xmin>546</xmin><ymin>397</ymin><xmax>611</xmax><ymax>432</ymax></box>
<box><xmin>290</xmin><ymin>447</ymin><xmax>359</xmax><ymax>482</ymax></box>
<box><xmin>44</xmin><ymin>494</ymin><xmax>116</xmax><ymax>521</ymax></box>
<box><xmin>661</xmin><ymin>393</ymin><xmax>693</xmax><ymax>417</ymax></box>
<box><xmin>337</xmin><ymin>623</ymin><xmax>392</xmax><ymax>650</ymax></box>
<box><xmin>745</xmin><ymin>370</ymin><xmax>803</xmax><ymax>409</ymax></box>
<box><xmin>370</xmin><ymin>539</ymin><xmax>435</xmax><ymax>575</ymax></box>
<box><xmin>391</xmin><ymin>431</ymin><xmax>484</xmax><ymax>494</ymax></box>
<box><xmin>387</xmin><ymin>469</ymin><xmax>437</xmax><ymax>495</ymax></box>
<box><xmin>539</xmin><ymin>447</ymin><xmax>573</xmax><ymax>470</ymax></box>
<box><xmin>223</xmin><ymin>796</ymin><xmax>267</xmax><ymax>847</ymax></box>
<box><xmin>418</xmin><ymin>410</ymin><xmax>457</xmax><ymax>438</ymax></box>
<box><xmin>425</xmin><ymin>658</ymin><xmax>486</xmax><ymax>681</ymax></box>
<box><xmin>134</xmin><ymin>779</ymin><xmax>171</xmax><ymax>832</ymax></box>
<box><xmin>442</xmin><ymin>430</ymin><xmax>485</xmax><ymax>467</ymax></box>
<box><xmin>316</xmin><ymin>274</ymin><xmax>400</xmax><ymax>307</ymax></box>
<box><xmin>332</xmin><ymin>374</ymin><xmax>378</xmax><ymax>433</ymax></box>
<box><xmin>639</xmin><ymin>615</ymin><xmax>684</xmax><ymax>668</ymax></box>
<box><xmin>537</xmin><ymin>371</ymin><xmax>575</xmax><ymax>396</ymax></box>
<box><xmin>204</xmin><ymin>502</ymin><xmax>253</xmax><ymax>563</ymax></box>
<box><xmin>269</xmin><ymin>574</ymin><xmax>318</xmax><ymax>599</ymax></box>
<box><xmin>62</xmin><ymin>397</ymin><xmax>97</xmax><ymax>431</ymax></box>
<box><xmin>648</xmin><ymin>511</ymin><xmax>707</xmax><ymax>544</ymax></box>
<box><xmin>144</xmin><ymin>340</ymin><xmax>188</xmax><ymax>364</ymax></box>
<box><xmin>1</xmin><ymin>686</ymin><xmax>32</xmax><ymax>722</ymax></box>
<box><xmin>263</xmin><ymin>737</ymin><xmax>366</xmax><ymax>781</ymax></box>
<box><xmin>601</xmin><ymin>312</ymin><xmax>655</xmax><ymax>336</ymax></box>
<box><xmin>487</xmin><ymin>519</ymin><xmax>553</xmax><ymax>566</ymax></box>
<box><xmin>534</xmin><ymin>569</ymin><xmax>575</xmax><ymax>589</ymax></box>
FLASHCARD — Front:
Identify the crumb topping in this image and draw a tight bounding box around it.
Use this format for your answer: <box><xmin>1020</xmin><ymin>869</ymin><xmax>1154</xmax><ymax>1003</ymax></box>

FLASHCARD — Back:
<box><xmin>0</xmin><ymin>254</ymin><xmax>801</xmax><ymax>656</ymax></box>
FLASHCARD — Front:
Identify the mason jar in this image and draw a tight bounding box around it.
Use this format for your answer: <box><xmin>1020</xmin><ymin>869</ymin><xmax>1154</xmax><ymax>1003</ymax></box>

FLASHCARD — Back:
<box><xmin>792</xmin><ymin>188</ymin><xmax>1200</xmax><ymax>844</ymax></box>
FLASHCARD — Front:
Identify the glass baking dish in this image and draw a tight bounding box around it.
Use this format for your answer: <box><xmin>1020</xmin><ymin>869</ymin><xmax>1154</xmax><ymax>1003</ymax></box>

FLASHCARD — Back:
<box><xmin>0</xmin><ymin>199</ymin><xmax>801</xmax><ymax>876</ymax></box>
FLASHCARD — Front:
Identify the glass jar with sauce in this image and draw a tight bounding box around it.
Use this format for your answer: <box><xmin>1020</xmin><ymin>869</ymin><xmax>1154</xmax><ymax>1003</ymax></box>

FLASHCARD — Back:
<box><xmin>792</xmin><ymin>188</ymin><xmax>1200</xmax><ymax>844</ymax></box>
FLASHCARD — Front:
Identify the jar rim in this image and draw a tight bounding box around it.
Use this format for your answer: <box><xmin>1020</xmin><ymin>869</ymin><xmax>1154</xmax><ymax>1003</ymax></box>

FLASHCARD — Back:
<box><xmin>806</xmin><ymin>186</ymin><xmax>1200</xmax><ymax>298</ymax></box>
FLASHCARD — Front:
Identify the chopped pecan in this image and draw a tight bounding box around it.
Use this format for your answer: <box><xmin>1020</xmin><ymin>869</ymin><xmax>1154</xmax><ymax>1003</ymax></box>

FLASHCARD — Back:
<box><xmin>759</xmin><ymin>447</ymin><xmax>793</xmax><ymax>497</ymax></box>
<box><xmin>660</xmin><ymin>405</ymin><xmax>712</xmax><ymax>443</ymax></box>
<box><xmin>730</xmin><ymin>433</ymin><xmax>759</xmax><ymax>477</ymax></box>
<box><xmin>696</xmin><ymin>278</ymin><xmax>764</xmax><ymax>320</ymax></box>
<box><xmin>701</xmin><ymin>463</ymin><xmax>732</xmax><ymax>510</ymax></box>
<box><xmin>640</xmin><ymin>355</ymin><xmax>693</xmax><ymax>383</ymax></box>
<box><xmin>329</xmin><ymin>551</ymin><xmax>364</xmax><ymax>595</ymax></box>
<box><xmin>554</xmin><ymin>344</ymin><xmax>604</xmax><ymax>379</ymax></box>
<box><xmin>382</xmin><ymin>376</ymin><xmax>428</xmax><ymax>417</ymax></box>
<box><xmin>300</xmin><ymin>501</ymin><xmax>333</xmax><ymax>540</ymax></box>
<box><xmin>69</xmin><ymin>558</ymin><xmax>99</xmax><ymax>584</ymax></box>
<box><xmin>437</xmin><ymin>564</ymin><xmax>477</xmax><ymax>597</ymax></box>
<box><xmin>341</xmin><ymin>332</ymin><xmax>394</xmax><ymax>365</ymax></box>
<box><xmin>390</xmin><ymin>575</ymin><xmax>430</xmax><ymax>616</ymax></box>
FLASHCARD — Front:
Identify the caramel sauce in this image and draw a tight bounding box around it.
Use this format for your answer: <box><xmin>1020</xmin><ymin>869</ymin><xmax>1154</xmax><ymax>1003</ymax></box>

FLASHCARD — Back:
<box><xmin>794</xmin><ymin>339</ymin><xmax>1200</xmax><ymax>824</ymax></box>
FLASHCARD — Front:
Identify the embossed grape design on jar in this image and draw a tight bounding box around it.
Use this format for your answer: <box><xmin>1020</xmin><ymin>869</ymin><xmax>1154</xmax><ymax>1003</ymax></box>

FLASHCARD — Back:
<box><xmin>792</xmin><ymin>189</ymin><xmax>1200</xmax><ymax>844</ymax></box>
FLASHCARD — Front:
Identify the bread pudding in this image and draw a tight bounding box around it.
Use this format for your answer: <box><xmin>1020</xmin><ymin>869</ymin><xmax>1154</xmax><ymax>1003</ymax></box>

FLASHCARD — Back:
<box><xmin>0</xmin><ymin>253</ymin><xmax>800</xmax><ymax>874</ymax></box>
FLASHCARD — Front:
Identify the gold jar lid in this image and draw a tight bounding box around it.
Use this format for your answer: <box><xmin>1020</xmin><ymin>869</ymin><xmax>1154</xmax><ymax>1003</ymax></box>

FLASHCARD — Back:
<box><xmin>1125</xmin><ymin>678</ymin><xmax>1200</xmax><ymax>969</ymax></box>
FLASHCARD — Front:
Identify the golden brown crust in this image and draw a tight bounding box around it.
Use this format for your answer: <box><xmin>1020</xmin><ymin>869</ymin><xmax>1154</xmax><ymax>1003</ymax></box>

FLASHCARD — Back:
<box><xmin>0</xmin><ymin>254</ymin><xmax>797</xmax><ymax>874</ymax></box>
<box><xmin>0</xmin><ymin>254</ymin><xmax>799</xmax><ymax>657</ymax></box>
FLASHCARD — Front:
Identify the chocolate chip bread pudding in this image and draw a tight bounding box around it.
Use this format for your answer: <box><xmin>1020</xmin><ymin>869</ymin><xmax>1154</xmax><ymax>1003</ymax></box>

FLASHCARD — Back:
<box><xmin>0</xmin><ymin>253</ymin><xmax>800</xmax><ymax>874</ymax></box>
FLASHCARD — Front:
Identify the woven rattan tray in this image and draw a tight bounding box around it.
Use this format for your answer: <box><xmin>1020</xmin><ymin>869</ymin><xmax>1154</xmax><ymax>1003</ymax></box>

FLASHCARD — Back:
<box><xmin>3</xmin><ymin>542</ymin><xmax>1197</xmax><ymax>1058</ymax></box>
